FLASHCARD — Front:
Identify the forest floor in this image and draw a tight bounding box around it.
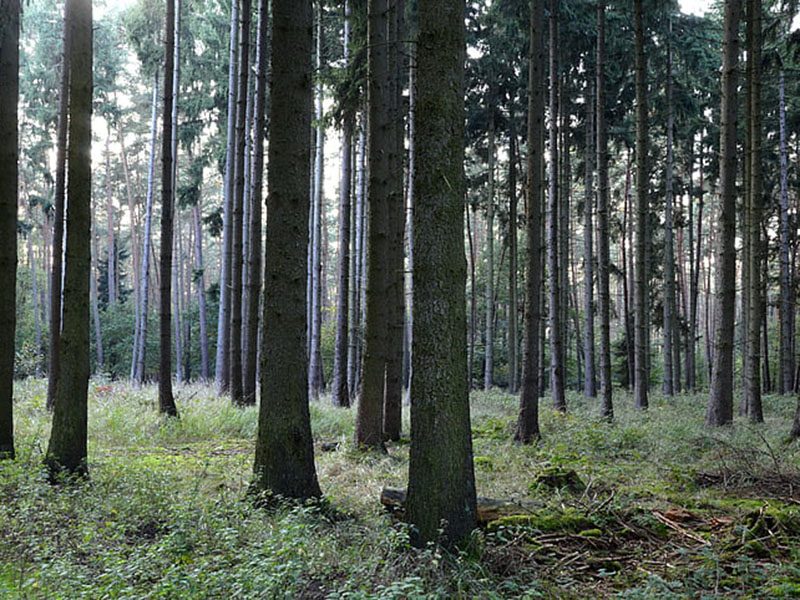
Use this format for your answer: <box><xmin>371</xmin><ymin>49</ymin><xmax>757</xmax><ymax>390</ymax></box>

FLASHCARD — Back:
<box><xmin>3</xmin><ymin>379</ymin><xmax>800</xmax><ymax>599</ymax></box>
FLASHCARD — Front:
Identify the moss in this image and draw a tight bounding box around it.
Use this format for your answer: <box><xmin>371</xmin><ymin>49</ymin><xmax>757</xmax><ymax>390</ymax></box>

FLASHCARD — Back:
<box><xmin>578</xmin><ymin>528</ymin><xmax>603</xmax><ymax>537</ymax></box>
<box><xmin>488</xmin><ymin>508</ymin><xmax>596</xmax><ymax>534</ymax></box>
<box><xmin>474</xmin><ymin>456</ymin><xmax>494</xmax><ymax>471</ymax></box>
<box><xmin>532</xmin><ymin>467</ymin><xmax>586</xmax><ymax>494</ymax></box>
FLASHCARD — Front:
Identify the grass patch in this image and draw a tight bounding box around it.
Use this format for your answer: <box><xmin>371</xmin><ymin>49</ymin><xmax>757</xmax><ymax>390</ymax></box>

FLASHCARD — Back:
<box><xmin>3</xmin><ymin>380</ymin><xmax>800</xmax><ymax>597</ymax></box>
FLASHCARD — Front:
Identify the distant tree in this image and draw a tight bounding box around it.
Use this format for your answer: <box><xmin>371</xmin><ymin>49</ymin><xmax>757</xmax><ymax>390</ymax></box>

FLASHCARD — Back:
<box><xmin>158</xmin><ymin>0</ymin><xmax>178</xmax><ymax>417</ymax></box>
<box><xmin>45</xmin><ymin>0</ymin><xmax>92</xmax><ymax>477</ymax></box>
<box><xmin>252</xmin><ymin>0</ymin><xmax>321</xmax><ymax>500</ymax></box>
<box><xmin>0</xmin><ymin>0</ymin><xmax>20</xmax><ymax>460</ymax></box>
<box><xmin>405</xmin><ymin>0</ymin><xmax>477</xmax><ymax>548</ymax></box>
<box><xmin>707</xmin><ymin>0</ymin><xmax>742</xmax><ymax>427</ymax></box>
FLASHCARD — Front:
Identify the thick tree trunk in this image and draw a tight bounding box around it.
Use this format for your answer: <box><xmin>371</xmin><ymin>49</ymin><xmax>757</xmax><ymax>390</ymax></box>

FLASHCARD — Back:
<box><xmin>45</xmin><ymin>0</ymin><xmax>91</xmax><ymax>477</ymax></box>
<box><xmin>406</xmin><ymin>0</ymin><xmax>477</xmax><ymax>548</ymax></box>
<box><xmin>355</xmin><ymin>0</ymin><xmax>391</xmax><ymax>451</ymax></box>
<box><xmin>252</xmin><ymin>0</ymin><xmax>321</xmax><ymax>500</ymax></box>
<box><xmin>707</xmin><ymin>0</ymin><xmax>741</xmax><ymax>427</ymax></box>
<box><xmin>633</xmin><ymin>0</ymin><xmax>648</xmax><ymax>410</ymax></box>
<box><xmin>515</xmin><ymin>0</ymin><xmax>544</xmax><ymax>443</ymax></box>
<box><xmin>0</xmin><ymin>0</ymin><xmax>20</xmax><ymax>459</ymax></box>
<box><xmin>158</xmin><ymin>0</ymin><xmax>178</xmax><ymax>417</ymax></box>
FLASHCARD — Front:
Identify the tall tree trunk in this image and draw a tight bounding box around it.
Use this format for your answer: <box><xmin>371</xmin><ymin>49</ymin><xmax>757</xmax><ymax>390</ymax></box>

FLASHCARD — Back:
<box><xmin>515</xmin><ymin>0</ymin><xmax>544</xmax><ymax>443</ymax></box>
<box><xmin>663</xmin><ymin>29</ymin><xmax>676</xmax><ymax>397</ymax></box>
<box><xmin>406</xmin><ymin>0</ymin><xmax>477</xmax><ymax>548</ymax></box>
<box><xmin>45</xmin><ymin>0</ymin><xmax>91</xmax><ymax>477</ymax></box>
<box><xmin>583</xmin><ymin>77</ymin><xmax>596</xmax><ymax>399</ymax></box>
<box><xmin>404</xmin><ymin>51</ymin><xmax>415</xmax><ymax>405</ymax></box>
<box><xmin>745</xmin><ymin>0</ymin><xmax>763</xmax><ymax>422</ymax></box>
<box><xmin>171</xmin><ymin>0</ymin><xmax>183</xmax><ymax>383</ymax></box>
<box><xmin>348</xmin><ymin>129</ymin><xmax>366</xmax><ymax>399</ymax></box>
<box><xmin>633</xmin><ymin>0</ymin><xmax>648</xmax><ymax>410</ymax></box>
<box><xmin>118</xmin><ymin>120</ymin><xmax>140</xmax><ymax>321</ymax></box>
<box><xmin>25</xmin><ymin>202</ymin><xmax>43</xmax><ymax>376</ymax></box>
<box><xmin>252</xmin><ymin>0</ymin><xmax>321</xmax><ymax>500</ymax></box>
<box><xmin>90</xmin><ymin>191</ymin><xmax>104</xmax><ymax>371</ymax></box>
<box><xmin>158</xmin><ymin>0</ymin><xmax>179</xmax><ymax>417</ymax></box>
<box><xmin>484</xmin><ymin>104</ymin><xmax>495</xmax><ymax>391</ymax></box>
<box><xmin>173</xmin><ymin>224</ymin><xmax>184</xmax><ymax>382</ymax></box>
<box><xmin>104</xmin><ymin>134</ymin><xmax>116</xmax><ymax>307</ymax></box>
<box><xmin>133</xmin><ymin>73</ymin><xmax>159</xmax><ymax>384</ymax></box>
<box><xmin>215</xmin><ymin>0</ymin><xmax>239</xmax><ymax>394</ymax></box>
<box><xmin>595</xmin><ymin>0</ymin><xmax>612</xmax><ymax>419</ymax></box>
<box><xmin>48</xmin><ymin>18</ymin><xmax>70</xmax><ymax>410</ymax></box>
<box><xmin>690</xmin><ymin>144</ymin><xmax>705</xmax><ymax>390</ymax></box>
<box><xmin>308</xmin><ymin>8</ymin><xmax>325</xmax><ymax>400</ymax></box>
<box><xmin>548</xmin><ymin>0</ymin><xmax>565</xmax><ymax>411</ymax></box>
<box><xmin>355</xmin><ymin>0</ymin><xmax>391</xmax><ymax>451</ymax></box>
<box><xmin>244</xmin><ymin>0</ymin><xmax>268</xmax><ymax>404</ymax></box>
<box><xmin>707</xmin><ymin>0</ymin><xmax>742</xmax><ymax>427</ymax></box>
<box><xmin>508</xmin><ymin>112</ymin><xmax>519</xmax><ymax>394</ymax></box>
<box><xmin>779</xmin><ymin>69</ymin><xmax>793</xmax><ymax>394</ymax></box>
<box><xmin>0</xmin><ymin>0</ymin><xmax>19</xmax><ymax>459</ymax></box>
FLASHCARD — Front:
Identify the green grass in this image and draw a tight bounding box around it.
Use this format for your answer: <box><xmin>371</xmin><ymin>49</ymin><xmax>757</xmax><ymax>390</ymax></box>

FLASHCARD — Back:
<box><xmin>3</xmin><ymin>380</ymin><xmax>800</xmax><ymax>598</ymax></box>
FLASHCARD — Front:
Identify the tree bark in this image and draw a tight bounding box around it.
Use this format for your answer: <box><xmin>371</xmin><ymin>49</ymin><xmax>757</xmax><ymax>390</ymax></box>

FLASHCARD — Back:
<box><xmin>707</xmin><ymin>0</ymin><xmax>741</xmax><ymax>427</ymax></box>
<box><xmin>663</xmin><ymin>28</ymin><xmax>676</xmax><ymax>397</ymax></box>
<box><xmin>406</xmin><ymin>0</ymin><xmax>477</xmax><ymax>548</ymax></box>
<box><xmin>484</xmin><ymin>104</ymin><xmax>495</xmax><ymax>391</ymax></box>
<box><xmin>0</xmin><ymin>0</ymin><xmax>20</xmax><ymax>459</ymax></box>
<box><xmin>583</xmin><ymin>78</ymin><xmax>596</xmax><ymax>399</ymax></box>
<box><xmin>779</xmin><ymin>69</ymin><xmax>793</xmax><ymax>395</ymax></box>
<box><xmin>192</xmin><ymin>203</ymin><xmax>210</xmax><ymax>381</ymax></box>
<box><xmin>508</xmin><ymin>112</ymin><xmax>519</xmax><ymax>395</ymax></box>
<box><xmin>252</xmin><ymin>0</ymin><xmax>321</xmax><ymax>500</ymax></box>
<box><xmin>45</xmin><ymin>0</ymin><xmax>92</xmax><ymax>477</ymax></box>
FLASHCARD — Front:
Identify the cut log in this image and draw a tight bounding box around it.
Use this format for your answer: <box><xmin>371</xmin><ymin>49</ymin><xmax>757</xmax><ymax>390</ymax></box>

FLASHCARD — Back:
<box><xmin>380</xmin><ymin>487</ymin><xmax>542</xmax><ymax>525</ymax></box>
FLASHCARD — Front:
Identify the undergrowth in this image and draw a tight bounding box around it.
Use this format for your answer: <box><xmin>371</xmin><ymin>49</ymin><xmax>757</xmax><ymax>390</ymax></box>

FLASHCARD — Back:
<box><xmin>2</xmin><ymin>380</ymin><xmax>800</xmax><ymax>598</ymax></box>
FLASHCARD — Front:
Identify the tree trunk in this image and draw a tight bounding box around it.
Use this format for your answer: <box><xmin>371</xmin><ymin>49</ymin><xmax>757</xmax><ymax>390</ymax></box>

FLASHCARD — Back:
<box><xmin>779</xmin><ymin>69</ymin><xmax>793</xmax><ymax>394</ymax></box>
<box><xmin>215</xmin><ymin>0</ymin><xmax>239</xmax><ymax>395</ymax></box>
<box><xmin>548</xmin><ymin>0</ymin><xmax>565</xmax><ymax>411</ymax></box>
<box><xmin>406</xmin><ymin>0</ymin><xmax>477</xmax><ymax>547</ymax></box>
<box><xmin>484</xmin><ymin>106</ymin><xmax>495</xmax><ymax>391</ymax></box>
<box><xmin>707</xmin><ymin>0</ymin><xmax>741</xmax><ymax>427</ymax></box>
<box><xmin>348</xmin><ymin>130</ymin><xmax>366</xmax><ymax>399</ymax></box>
<box><xmin>133</xmin><ymin>73</ymin><xmax>159</xmax><ymax>384</ymax></box>
<box><xmin>355</xmin><ymin>0</ymin><xmax>391</xmax><ymax>451</ymax></box>
<box><xmin>663</xmin><ymin>29</ymin><xmax>677</xmax><ymax>397</ymax></box>
<box><xmin>0</xmin><ymin>0</ymin><xmax>19</xmax><ymax>459</ymax></box>
<box><xmin>45</xmin><ymin>0</ymin><xmax>91</xmax><ymax>477</ymax></box>
<box><xmin>118</xmin><ymin>120</ymin><xmax>140</xmax><ymax>325</ymax></box>
<box><xmin>90</xmin><ymin>191</ymin><xmax>104</xmax><ymax>371</ymax></box>
<box><xmin>192</xmin><ymin>203</ymin><xmax>210</xmax><ymax>381</ymax></box>
<box><xmin>48</xmin><ymin>17</ymin><xmax>70</xmax><ymax>410</ymax></box>
<box><xmin>583</xmin><ymin>78</ymin><xmax>596</xmax><ymax>399</ymax></box>
<box><xmin>515</xmin><ymin>0</ymin><xmax>544</xmax><ymax>443</ymax></box>
<box><xmin>25</xmin><ymin>202</ymin><xmax>43</xmax><ymax>376</ymax></box>
<box><xmin>633</xmin><ymin>0</ymin><xmax>648</xmax><ymax>410</ymax></box>
<box><xmin>158</xmin><ymin>0</ymin><xmax>178</xmax><ymax>417</ymax></box>
<box><xmin>508</xmin><ymin>112</ymin><xmax>519</xmax><ymax>394</ymax></box>
<box><xmin>252</xmin><ymin>0</ymin><xmax>321</xmax><ymax>500</ymax></box>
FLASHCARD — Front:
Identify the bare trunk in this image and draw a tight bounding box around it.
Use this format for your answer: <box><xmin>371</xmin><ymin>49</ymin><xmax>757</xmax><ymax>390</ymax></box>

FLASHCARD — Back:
<box><xmin>484</xmin><ymin>107</ymin><xmax>495</xmax><ymax>391</ymax></box>
<box><xmin>508</xmin><ymin>112</ymin><xmax>519</xmax><ymax>394</ymax></box>
<box><xmin>192</xmin><ymin>203</ymin><xmax>210</xmax><ymax>381</ymax></box>
<box><xmin>779</xmin><ymin>70</ymin><xmax>793</xmax><ymax>394</ymax></box>
<box><xmin>663</xmin><ymin>30</ymin><xmax>677</xmax><ymax>397</ymax></box>
<box><xmin>583</xmin><ymin>78</ymin><xmax>595</xmax><ymax>398</ymax></box>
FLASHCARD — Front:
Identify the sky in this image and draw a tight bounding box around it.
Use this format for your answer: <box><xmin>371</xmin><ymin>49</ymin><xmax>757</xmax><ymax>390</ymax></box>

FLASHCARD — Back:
<box><xmin>679</xmin><ymin>0</ymin><xmax>711</xmax><ymax>17</ymax></box>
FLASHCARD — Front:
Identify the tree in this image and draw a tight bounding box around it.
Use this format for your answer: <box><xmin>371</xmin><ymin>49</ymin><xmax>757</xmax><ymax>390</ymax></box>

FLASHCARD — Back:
<box><xmin>158</xmin><ymin>0</ymin><xmax>179</xmax><ymax>417</ymax></box>
<box><xmin>662</xmin><ymin>24</ymin><xmax>676</xmax><ymax>397</ymax></box>
<box><xmin>252</xmin><ymin>0</ymin><xmax>321</xmax><ymax>501</ymax></box>
<box><xmin>633</xmin><ymin>0</ymin><xmax>648</xmax><ymax>410</ymax></box>
<box><xmin>514</xmin><ymin>0</ymin><xmax>544</xmax><ymax>443</ymax></box>
<box><xmin>707</xmin><ymin>0</ymin><xmax>742</xmax><ymax>427</ymax></box>
<box><xmin>45</xmin><ymin>0</ymin><xmax>92</xmax><ymax>477</ymax></box>
<box><xmin>583</xmin><ymin>76</ymin><xmax>596</xmax><ymax>399</ymax></box>
<box><xmin>595</xmin><ymin>0</ymin><xmax>612</xmax><ymax>419</ymax></box>
<box><xmin>405</xmin><ymin>0</ymin><xmax>477</xmax><ymax>548</ymax></box>
<box><xmin>484</xmin><ymin>98</ymin><xmax>495</xmax><ymax>391</ymax></box>
<box><xmin>0</xmin><ymin>0</ymin><xmax>20</xmax><ymax>460</ymax></box>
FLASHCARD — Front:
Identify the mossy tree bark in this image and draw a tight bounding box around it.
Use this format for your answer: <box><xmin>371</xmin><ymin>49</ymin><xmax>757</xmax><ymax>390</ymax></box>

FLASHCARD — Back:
<box><xmin>0</xmin><ymin>0</ymin><xmax>20</xmax><ymax>460</ymax></box>
<box><xmin>515</xmin><ymin>0</ymin><xmax>544</xmax><ymax>443</ymax></box>
<box><xmin>406</xmin><ymin>0</ymin><xmax>477</xmax><ymax>548</ymax></box>
<box><xmin>707</xmin><ymin>0</ymin><xmax>741</xmax><ymax>427</ymax></box>
<box><xmin>45</xmin><ymin>0</ymin><xmax>92</xmax><ymax>477</ymax></box>
<box><xmin>252</xmin><ymin>0</ymin><xmax>321</xmax><ymax>500</ymax></box>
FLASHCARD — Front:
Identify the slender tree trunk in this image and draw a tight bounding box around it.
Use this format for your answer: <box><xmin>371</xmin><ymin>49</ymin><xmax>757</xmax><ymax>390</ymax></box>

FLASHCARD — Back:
<box><xmin>192</xmin><ymin>203</ymin><xmax>210</xmax><ymax>381</ymax></box>
<box><xmin>45</xmin><ymin>0</ymin><xmax>91</xmax><ymax>476</ymax></box>
<box><xmin>404</xmin><ymin>52</ymin><xmax>415</xmax><ymax>405</ymax></box>
<box><xmin>548</xmin><ymin>0</ymin><xmax>565</xmax><ymax>411</ymax></box>
<box><xmin>118</xmin><ymin>120</ymin><xmax>141</xmax><ymax>326</ymax></box>
<box><xmin>171</xmin><ymin>0</ymin><xmax>183</xmax><ymax>383</ymax></box>
<box><xmin>515</xmin><ymin>0</ymin><xmax>544</xmax><ymax>443</ymax></box>
<box><xmin>508</xmin><ymin>112</ymin><xmax>519</xmax><ymax>394</ymax></box>
<box><xmin>596</xmin><ymin>0</ymin><xmax>612</xmax><ymax>419</ymax></box>
<box><xmin>90</xmin><ymin>193</ymin><xmax>104</xmax><ymax>371</ymax></box>
<box><xmin>583</xmin><ymin>78</ymin><xmax>596</xmax><ymax>399</ymax></box>
<box><xmin>133</xmin><ymin>73</ymin><xmax>159</xmax><ymax>384</ymax></box>
<box><xmin>48</xmin><ymin>19</ymin><xmax>70</xmax><ymax>409</ymax></box>
<box><xmin>779</xmin><ymin>70</ymin><xmax>793</xmax><ymax>394</ymax></box>
<box><xmin>215</xmin><ymin>0</ymin><xmax>239</xmax><ymax>394</ymax></box>
<box><xmin>707</xmin><ymin>0</ymin><xmax>741</xmax><ymax>427</ymax></box>
<box><xmin>25</xmin><ymin>202</ymin><xmax>43</xmax><ymax>376</ymax></box>
<box><xmin>468</xmin><ymin>206</ymin><xmax>477</xmax><ymax>386</ymax></box>
<box><xmin>158</xmin><ymin>0</ymin><xmax>179</xmax><ymax>417</ymax></box>
<box><xmin>663</xmin><ymin>29</ymin><xmax>677</xmax><ymax>397</ymax></box>
<box><xmin>484</xmin><ymin>106</ymin><xmax>495</xmax><ymax>391</ymax></box>
<box><xmin>633</xmin><ymin>0</ymin><xmax>648</xmax><ymax>410</ymax></box>
<box><xmin>348</xmin><ymin>129</ymin><xmax>366</xmax><ymax>398</ymax></box>
<box><xmin>0</xmin><ymin>0</ymin><xmax>20</xmax><ymax>459</ymax></box>
<box><xmin>406</xmin><ymin>0</ymin><xmax>477</xmax><ymax>547</ymax></box>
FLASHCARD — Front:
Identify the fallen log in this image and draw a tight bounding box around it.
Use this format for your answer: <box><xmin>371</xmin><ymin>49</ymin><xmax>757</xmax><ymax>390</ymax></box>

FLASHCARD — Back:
<box><xmin>380</xmin><ymin>487</ymin><xmax>542</xmax><ymax>525</ymax></box>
